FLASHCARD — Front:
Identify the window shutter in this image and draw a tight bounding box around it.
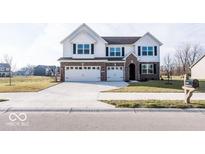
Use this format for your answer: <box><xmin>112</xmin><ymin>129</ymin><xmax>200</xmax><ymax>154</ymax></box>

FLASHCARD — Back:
<box><xmin>73</xmin><ymin>44</ymin><xmax>76</xmax><ymax>54</ymax></box>
<box><xmin>91</xmin><ymin>44</ymin><xmax>94</xmax><ymax>54</ymax></box>
<box><xmin>122</xmin><ymin>47</ymin><xmax>125</xmax><ymax>56</ymax></box>
<box><xmin>154</xmin><ymin>46</ymin><xmax>157</xmax><ymax>56</ymax></box>
<box><xmin>106</xmin><ymin>47</ymin><xmax>109</xmax><ymax>56</ymax></box>
<box><xmin>138</xmin><ymin>46</ymin><xmax>141</xmax><ymax>56</ymax></box>
<box><xmin>154</xmin><ymin>64</ymin><xmax>157</xmax><ymax>74</ymax></box>
<box><xmin>139</xmin><ymin>64</ymin><xmax>142</xmax><ymax>74</ymax></box>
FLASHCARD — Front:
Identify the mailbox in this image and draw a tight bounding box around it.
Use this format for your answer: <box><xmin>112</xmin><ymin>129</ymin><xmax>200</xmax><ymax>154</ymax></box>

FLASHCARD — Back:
<box><xmin>185</xmin><ymin>79</ymin><xmax>199</xmax><ymax>88</ymax></box>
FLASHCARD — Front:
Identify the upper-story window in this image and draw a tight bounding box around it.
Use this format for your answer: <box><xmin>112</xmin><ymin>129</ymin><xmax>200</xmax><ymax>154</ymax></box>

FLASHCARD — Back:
<box><xmin>77</xmin><ymin>44</ymin><xmax>90</xmax><ymax>54</ymax></box>
<box><xmin>142</xmin><ymin>46</ymin><xmax>153</xmax><ymax>56</ymax></box>
<box><xmin>109</xmin><ymin>47</ymin><xmax>121</xmax><ymax>57</ymax></box>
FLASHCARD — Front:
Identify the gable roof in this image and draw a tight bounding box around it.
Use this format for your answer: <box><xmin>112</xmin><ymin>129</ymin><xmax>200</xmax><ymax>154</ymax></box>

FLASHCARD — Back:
<box><xmin>102</xmin><ymin>37</ymin><xmax>141</xmax><ymax>44</ymax></box>
<box><xmin>60</xmin><ymin>24</ymin><xmax>163</xmax><ymax>45</ymax></box>
<box><xmin>123</xmin><ymin>52</ymin><xmax>138</xmax><ymax>60</ymax></box>
<box><xmin>60</xmin><ymin>23</ymin><xmax>107</xmax><ymax>44</ymax></box>
<box><xmin>137</xmin><ymin>32</ymin><xmax>163</xmax><ymax>46</ymax></box>
<box><xmin>190</xmin><ymin>55</ymin><xmax>205</xmax><ymax>68</ymax></box>
<box><xmin>0</xmin><ymin>63</ymin><xmax>10</xmax><ymax>68</ymax></box>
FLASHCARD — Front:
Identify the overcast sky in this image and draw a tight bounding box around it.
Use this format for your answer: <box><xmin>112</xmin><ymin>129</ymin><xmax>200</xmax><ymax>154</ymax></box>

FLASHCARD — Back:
<box><xmin>0</xmin><ymin>23</ymin><xmax>205</xmax><ymax>70</ymax></box>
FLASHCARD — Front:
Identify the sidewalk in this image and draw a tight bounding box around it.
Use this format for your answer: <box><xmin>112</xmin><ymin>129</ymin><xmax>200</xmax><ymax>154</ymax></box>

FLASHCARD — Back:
<box><xmin>98</xmin><ymin>92</ymin><xmax>205</xmax><ymax>100</ymax></box>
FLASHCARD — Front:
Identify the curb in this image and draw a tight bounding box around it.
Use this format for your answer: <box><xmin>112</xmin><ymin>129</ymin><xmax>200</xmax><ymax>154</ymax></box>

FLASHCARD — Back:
<box><xmin>1</xmin><ymin>107</ymin><xmax>205</xmax><ymax>113</ymax></box>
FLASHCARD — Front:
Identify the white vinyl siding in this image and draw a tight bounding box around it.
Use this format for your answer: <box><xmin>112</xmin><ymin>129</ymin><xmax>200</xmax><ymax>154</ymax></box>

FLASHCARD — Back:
<box><xmin>135</xmin><ymin>33</ymin><xmax>160</xmax><ymax>62</ymax></box>
<box><xmin>191</xmin><ymin>56</ymin><xmax>205</xmax><ymax>79</ymax></box>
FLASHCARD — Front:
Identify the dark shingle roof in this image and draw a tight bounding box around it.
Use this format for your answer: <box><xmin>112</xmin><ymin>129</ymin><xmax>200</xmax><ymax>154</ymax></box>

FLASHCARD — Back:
<box><xmin>0</xmin><ymin>63</ymin><xmax>10</xmax><ymax>68</ymax></box>
<box><xmin>102</xmin><ymin>36</ymin><xmax>141</xmax><ymax>44</ymax></box>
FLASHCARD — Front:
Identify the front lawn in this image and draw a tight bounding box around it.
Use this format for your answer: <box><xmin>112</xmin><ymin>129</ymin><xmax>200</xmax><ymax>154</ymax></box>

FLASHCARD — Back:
<box><xmin>105</xmin><ymin>77</ymin><xmax>205</xmax><ymax>93</ymax></box>
<box><xmin>0</xmin><ymin>76</ymin><xmax>58</xmax><ymax>92</ymax></box>
<box><xmin>102</xmin><ymin>100</ymin><xmax>205</xmax><ymax>108</ymax></box>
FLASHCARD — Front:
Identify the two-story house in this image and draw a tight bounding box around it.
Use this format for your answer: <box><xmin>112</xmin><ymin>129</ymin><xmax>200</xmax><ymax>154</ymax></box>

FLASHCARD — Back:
<box><xmin>58</xmin><ymin>24</ymin><xmax>163</xmax><ymax>82</ymax></box>
<box><xmin>0</xmin><ymin>63</ymin><xmax>10</xmax><ymax>77</ymax></box>
<box><xmin>33</xmin><ymin>65</ymin><xmax>57</xmax><ymax>76</ymax></box>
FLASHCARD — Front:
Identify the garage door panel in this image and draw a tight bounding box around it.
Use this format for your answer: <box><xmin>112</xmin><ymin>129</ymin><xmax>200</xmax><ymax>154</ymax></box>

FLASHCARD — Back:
<box><xmin>107</xmin><ymin>66</ymin><xmax>123</xmax><ymax>81</ymax></box>
<box><xmin>65</xmin><ymin>66</ymin><xmax>101</xmax><ymax>81</ymax></box>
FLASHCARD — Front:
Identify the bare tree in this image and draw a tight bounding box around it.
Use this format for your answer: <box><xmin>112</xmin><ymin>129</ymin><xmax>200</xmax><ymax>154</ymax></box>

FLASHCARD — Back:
<box><xmin>164</xmin><ymin>54</ymin><xmax>174</xmax><ymax>84</ymax></box>
<box><xmin>173</xmin><ymin>57</ymin><xmax>182</xmax><ymax>76</ymax></box>
<box><xmin>25</xmin><ymin>64</ymin><xmax>34</xmax><ymax>76</ymax></box>
<box><xmin>3</xmin><ymin>55</ymin><xmax>15</xmax><ymax>86</ymax></box>
<box><xmin>175</xmin><ymin>43</ymin><xmax>191</xmax><ymax>75</ymax></box>
<box><xmin>188</xmin><ymin>44</ymin><xmax>203</xmax><ymax>66</ymax></box>
<box><xmin>175</xmin><ymin>43</ymin><xmax>204</xmax><ymax>75</ymax></box>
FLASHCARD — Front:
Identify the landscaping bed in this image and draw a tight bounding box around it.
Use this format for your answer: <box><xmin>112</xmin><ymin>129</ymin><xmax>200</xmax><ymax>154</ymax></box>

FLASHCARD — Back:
<box><xmin>0</xmin><ymin>76</ymin><xmax>58</xmax><ymax>92</ymax></box>
<box><xmin>102</xmin><ymin>100</ymin><xmax>205</xmax><ymax>108</ymax></box>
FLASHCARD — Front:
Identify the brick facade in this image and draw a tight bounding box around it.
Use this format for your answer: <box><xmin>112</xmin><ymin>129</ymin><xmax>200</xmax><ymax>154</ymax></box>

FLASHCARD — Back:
<box><xmin>139</xmin><ymin>62</ymin><xmax>160</xmax><ymax>80</ymax></box>
<box><xmin>60</xmin><ymin>61</ymin><xmax>124</xmax><ymax>81</ymax></box>
<box><xmin>124</xmin><ymin>54</ymin><xmax>140</xmax><ymax>81</ymax></box>
<box><xmin>60</xmin><ymin>60</ymin><xmax>160</xmax><ymax>81</ymax></box>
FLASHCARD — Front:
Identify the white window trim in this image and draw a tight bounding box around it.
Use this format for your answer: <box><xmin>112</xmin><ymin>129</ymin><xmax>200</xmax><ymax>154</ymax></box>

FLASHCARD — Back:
<box><xmin>109</xmin><ymin>47</ymin><xmax>122</xmax><ymax>57</ymax></box>
<box><xmin>77</xmin><ymin>44</ymin><xmax>91</xmax><ymax>55</ymax></box>
<box><xmin>142</xmin><ymin>46</ymin><xmax>154</xmax><ymax>56</ymax></box>
<box><xmin>141</xmin><ymin>64</ymin><xmax>154</xmax><ymax>74</ymax></box>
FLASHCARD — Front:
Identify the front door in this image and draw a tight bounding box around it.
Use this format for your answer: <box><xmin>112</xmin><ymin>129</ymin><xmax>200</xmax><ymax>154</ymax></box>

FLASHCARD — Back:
<box><xmin>129</xmin><ymin>63</ymin><xmax>135</xmax><ymax>80</ymax></box>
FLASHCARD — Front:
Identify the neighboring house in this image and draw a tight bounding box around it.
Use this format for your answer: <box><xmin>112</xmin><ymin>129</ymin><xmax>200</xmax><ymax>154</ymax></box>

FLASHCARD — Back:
<box><xmin>15</xmin><ymin>68</ymin><xmax>33</xmax><ymax>76</ymax></box>
<box><xmin>0</xmin><ymin>63</ymin><xmax>10</xmax><ymax>77</ymax></box>
<box><xmin>33</xmin><ymin>65</ymin><xmax>57</xmax><ymax>76</ymax></box>
<box><xmin>58</xmin><ymin>23</ymin><xmax>163</xmax><ymax>82</ymax></box>
<box><xmin>191</xmin><ymin>55</ymin><xmax>205</xmax><ymax>79</ymax></box>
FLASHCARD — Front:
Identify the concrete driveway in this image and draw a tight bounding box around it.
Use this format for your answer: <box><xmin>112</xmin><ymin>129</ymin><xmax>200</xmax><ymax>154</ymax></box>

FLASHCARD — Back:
<box><xmin>0</xmin><ymin>82</ymin><xmax>127</xmax><ymax>109</ymax></box>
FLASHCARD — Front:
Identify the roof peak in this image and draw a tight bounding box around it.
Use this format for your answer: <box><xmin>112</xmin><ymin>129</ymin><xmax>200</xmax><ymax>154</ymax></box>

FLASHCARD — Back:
<box><xmin>102</xmin><ymin>36</ymin><xmax>140</xmax><ymax>38</ymax></box>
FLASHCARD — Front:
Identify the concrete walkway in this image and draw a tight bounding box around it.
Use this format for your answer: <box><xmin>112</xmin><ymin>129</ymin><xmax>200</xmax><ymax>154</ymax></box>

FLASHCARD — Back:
<box><xmin>98</xmin><ymin>92</ymin><xmax>205</xmax><ymax>100</ymax></box>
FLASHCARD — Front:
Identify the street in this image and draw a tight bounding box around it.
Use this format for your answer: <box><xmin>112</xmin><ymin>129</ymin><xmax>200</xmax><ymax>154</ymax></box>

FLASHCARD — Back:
<box><xmin>1</xmin><ymin>111</ymin><xmax>205</xmax><ymax>130</ymax></box>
